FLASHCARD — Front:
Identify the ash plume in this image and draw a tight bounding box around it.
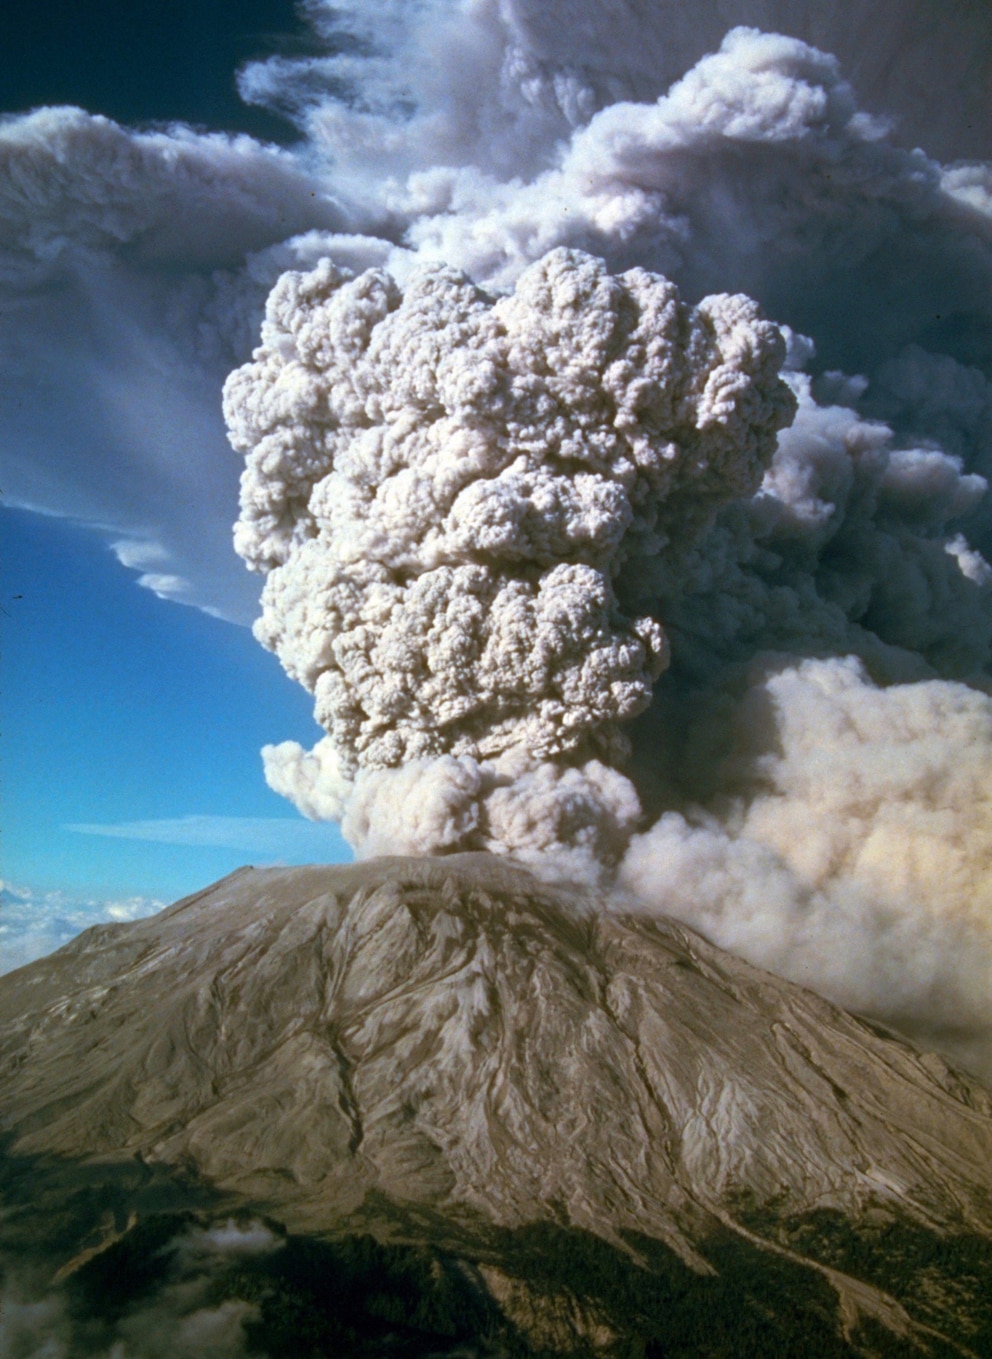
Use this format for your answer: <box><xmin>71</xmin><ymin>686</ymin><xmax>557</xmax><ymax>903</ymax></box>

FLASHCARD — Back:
<box><xmin>223</xmin><ymin>248</ymin><xmax>794</xmax><ymax>869</ymax></box>
<box><xmin>6</xmin><ymin>7</ymin><xmax>989</xmax><ymax>605</ymax></box>
<box><xmin>223</xmin><ymin>15</ymin><xmax>992</xmax><ymax>1079</ymax></box>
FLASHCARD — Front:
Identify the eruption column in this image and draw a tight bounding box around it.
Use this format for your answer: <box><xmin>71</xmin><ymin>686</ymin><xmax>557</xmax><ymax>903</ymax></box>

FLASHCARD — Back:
<box><xmin>224</xmin><ymin>247</ymin><xmax>794</xmax><ymax>868</ymax></box>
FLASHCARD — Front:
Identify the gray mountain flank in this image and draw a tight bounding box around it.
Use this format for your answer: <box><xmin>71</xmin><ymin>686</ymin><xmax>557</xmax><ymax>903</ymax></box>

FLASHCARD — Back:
<box><xmin>2</xmin><ymin>855</ymin><xmax>992</xmax><ymax>1356</ymax></box>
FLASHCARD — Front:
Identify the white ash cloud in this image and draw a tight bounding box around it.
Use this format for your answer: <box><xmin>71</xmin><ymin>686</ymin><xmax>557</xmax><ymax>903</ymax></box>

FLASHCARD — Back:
<box><xmin>612</xmin><ymin>359</ymin><xmax>992</xmax><ymax>1080</ymax></box>
<box><xmin>635</xmin><ymin>368</ymin><xmax>992</xmax><ymax>696</ymax></box>
<box><xmin>224</xmin><ymin>246</ymin><xmax>793</xmax><ymax>868</ymax></box>
<box><xmin>240</xmin><ymin>0</ymin><xmax>992</xmax><ymax>180</ymax></box>
<box><xmin>379</xmin><ymin>23</ymin><xmax>990</xmax><ymax>394</ymax></box>
<box><xmin>620</xmin><ymin>658</ymin><xmax>992</xmax><ymax>1061</ymax></box>
<box><xmin>222</xmin><ymin>17</ymin><xmax>992</xmax><ymax>1078</ymax></box>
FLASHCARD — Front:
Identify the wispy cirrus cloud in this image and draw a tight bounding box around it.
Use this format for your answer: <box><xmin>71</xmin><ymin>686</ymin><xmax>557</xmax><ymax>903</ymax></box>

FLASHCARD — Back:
<box><xmin>67</xmin><ymin>814</ymin><xmax>351</xmax><ymax>859</ymax></box>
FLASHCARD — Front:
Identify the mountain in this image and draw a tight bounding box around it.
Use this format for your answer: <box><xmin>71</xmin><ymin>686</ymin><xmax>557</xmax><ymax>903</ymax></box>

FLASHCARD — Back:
<box><xmin>2</xmin><ymin>854</ymin><xmax>992</xmax><ymax>1357</ymax></box>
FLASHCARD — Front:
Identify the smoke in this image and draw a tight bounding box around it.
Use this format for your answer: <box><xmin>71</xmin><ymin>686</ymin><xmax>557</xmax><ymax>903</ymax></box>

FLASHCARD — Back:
<box><xmin>238</xmin><ymin>0</ymin><xmax>992</xmax><ymax>174</ymax></box>
<box><xmin>0</xmin><ymin>105</ymin><xmax>346</xmax><ymax>618</ymax></box>
<box><xmin>621</xmin><ymin>658</ymin><xmax>992</xmax><ymax>1066</ymax></box>
<box><xmin>218</xmin><ymin>13</ymin><xmax>992</xmax><ymax>1079</ymax></box>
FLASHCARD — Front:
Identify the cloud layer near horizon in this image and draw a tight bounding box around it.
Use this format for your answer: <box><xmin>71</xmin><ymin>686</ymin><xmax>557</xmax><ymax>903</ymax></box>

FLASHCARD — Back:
<box><xmin>0</xmin><ymin>881</ymin><xmax>164</xmax><ymax>975</ymax></box>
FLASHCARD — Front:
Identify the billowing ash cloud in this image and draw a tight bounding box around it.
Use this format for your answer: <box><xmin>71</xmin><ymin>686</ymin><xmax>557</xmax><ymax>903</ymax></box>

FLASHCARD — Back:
<box><xmin>220</xmin><ymin>14</ymin><xmax>992</xmax><ymax>1079</ymax></box>
<box><xmin>378</xmin><ymin>26</ymin><xmax>990</xmax><ymax>390</ymax></box>
<box><xmin>0</xmin><ymin>106</ymin><xmax>348</xmax><ymax>619</ymax></box>
<box><xmin>621</xmin><ymin>658</ymin><xmax>992</xmax><ymax>1079</ymax></box>
<box><xmin>224</xmin><ymin>247</ymin><xmax>793</xmax><ymax>866</ymax></box>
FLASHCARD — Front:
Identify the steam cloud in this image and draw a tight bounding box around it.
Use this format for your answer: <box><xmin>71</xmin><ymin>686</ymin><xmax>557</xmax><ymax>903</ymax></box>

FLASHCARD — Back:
<box><xmin>219</xmin><ymin>14</ymin><xmax>992</xmax><ymax>1080</ymax></box>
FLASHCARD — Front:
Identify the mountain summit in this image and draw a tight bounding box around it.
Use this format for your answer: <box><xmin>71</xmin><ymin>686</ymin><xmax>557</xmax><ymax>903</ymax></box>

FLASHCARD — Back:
<box><xmin>2</xmin><ymin>855</ymin><xmax>992</xmax><ymax>1356</ymax></box>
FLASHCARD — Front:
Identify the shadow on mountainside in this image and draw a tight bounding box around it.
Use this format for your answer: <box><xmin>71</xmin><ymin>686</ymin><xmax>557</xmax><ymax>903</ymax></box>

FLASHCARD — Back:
<box><xmin>3</xmin><ymin>1143</ymin><xmax>991</xmax><ymax>1359</ymax></box>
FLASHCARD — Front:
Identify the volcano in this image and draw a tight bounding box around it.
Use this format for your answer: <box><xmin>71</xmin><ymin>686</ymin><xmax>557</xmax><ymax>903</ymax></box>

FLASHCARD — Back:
<box><xmin>2</xmin><ymin>854</ymin><xmax>991</xmax><ymax>1357</ymax></box>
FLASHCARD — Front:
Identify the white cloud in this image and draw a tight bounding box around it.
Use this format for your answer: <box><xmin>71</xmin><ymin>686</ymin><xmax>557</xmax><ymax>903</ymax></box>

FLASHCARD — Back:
<box><xmin>0</xmin><ymin>881</ymin><xmax>165</xmax><ymax>975</ymax></box>
<box><xmin>66</xmin><ymin>814</ymin><xmax>352</xmax><ymax>858</ymax></box>
<box><xmin>0</xmin><ymin>1217</ymin><xmax>280</xmax><ymax>1359</ymax></box>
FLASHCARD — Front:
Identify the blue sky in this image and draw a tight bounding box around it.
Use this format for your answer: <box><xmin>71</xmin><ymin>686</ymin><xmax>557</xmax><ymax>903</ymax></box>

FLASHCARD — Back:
<box><xmin>1</xmin><ymin>0</ymin><xmax>305</xmax><ymax>139</ymax></box>
<box><xmin>1</xmin><ymin>509</ymin><xmax>351</xmax><ymax>964</ymax></box>
<box><xmin>0</xmin><ymin>0</ymin><xmax>353</xmax><ymax>967</ymax></box>
<box><xmin>2</xmin><ymin>506</ymin><xmax>349</xmax><ymax>907</ymax></box>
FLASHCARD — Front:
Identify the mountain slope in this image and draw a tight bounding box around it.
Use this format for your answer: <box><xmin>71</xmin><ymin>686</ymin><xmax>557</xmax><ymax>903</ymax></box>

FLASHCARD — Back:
<box><xmin>2</xmin><ymin>855</ymin><xmax>992</xmax><ymax>1356</ymax></box>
